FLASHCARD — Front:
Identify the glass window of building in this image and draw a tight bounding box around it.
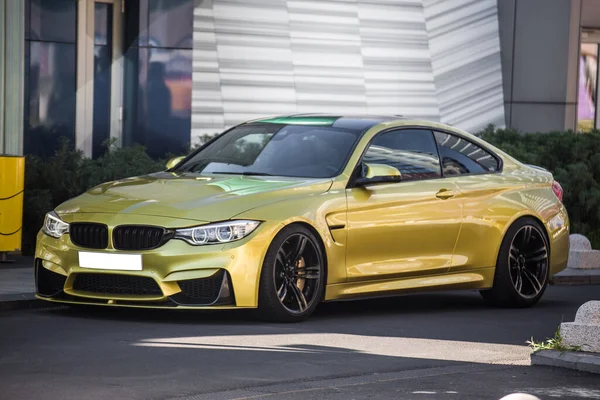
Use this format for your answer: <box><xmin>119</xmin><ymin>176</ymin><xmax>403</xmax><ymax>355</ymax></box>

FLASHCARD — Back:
<box><xmin>29</xmin><ymin>0</ymin><xmax>77</xmax><ymax>42</ymax></box>
<box><xmin>123</xmin><ymin>0</ymin><xmax>194</xmax><ymax>158</ymax></box>
<box><xmin>578</xmin><ymin>41</ymin><xmax>599</xmax><ymax>133</ymax></box>
<box><xmin>92</xmin><ymin>2</ymin><xmax>113</xmax><ymax>158</ymax></box>
<box><xmin>24</xmin><ymin>0</ymin><xmax>77</xmax><ymax>157</ymax></box>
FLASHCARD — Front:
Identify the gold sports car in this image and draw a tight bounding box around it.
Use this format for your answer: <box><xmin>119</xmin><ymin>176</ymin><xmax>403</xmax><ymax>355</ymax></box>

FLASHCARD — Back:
<box><xmin>35</xmin><ymin>115</ymin><xmax>569</xmax><ymax>321</ymax></box>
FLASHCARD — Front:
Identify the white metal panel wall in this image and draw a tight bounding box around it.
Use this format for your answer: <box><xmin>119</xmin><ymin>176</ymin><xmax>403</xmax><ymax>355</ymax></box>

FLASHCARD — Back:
<box><xmin>358</xmin><ymin>1</ymin><xmax>439</xmax><ymax>119</ymax></box>
<box><xmin>288</xmin><ymin>1</ymin><xmax>366</xmax><ymax>114</ymax></box>
<box><xmin>424</xmin><ymin>0</ymin><xmax>505</xmax><ymax>131</ymax></box>
<box><xmin>192</xmin><ymin>0</ymin><xmax>505</xmax><ymax>141</ymax></box>
<box><xmin>192</xmin><ymin>0</ymin><xmax>227</xmax><ymax>135</ymax></box>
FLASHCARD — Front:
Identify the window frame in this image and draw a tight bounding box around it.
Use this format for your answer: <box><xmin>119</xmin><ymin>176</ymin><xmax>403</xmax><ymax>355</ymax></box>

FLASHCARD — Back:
<box><xmin>75</xmin><ymin>0</ymin><xmax>123</xmax><ymax>157</ymax></box>
<box><xmin>347</xmin><ymin>125</ymin><xmax>503</xmax><ymax>188</ymax></box>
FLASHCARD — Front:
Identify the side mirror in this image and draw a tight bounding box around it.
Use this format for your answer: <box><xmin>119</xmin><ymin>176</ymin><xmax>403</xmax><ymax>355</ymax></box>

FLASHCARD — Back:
<box><xmin>354</xmin><ymin>163</ymin><xmax>402</xmax><ymax>187</ymax></box>
<box><xmin>166</xmin><ymin>156</ymin><xmax>185</xmax><ymax>170</ymax></box>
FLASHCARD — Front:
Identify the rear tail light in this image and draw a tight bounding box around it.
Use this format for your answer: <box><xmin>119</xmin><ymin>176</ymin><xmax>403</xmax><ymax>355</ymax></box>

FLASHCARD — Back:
<box><xmin>552</xmin><ymin>180</ymin><xmax>563</xmax><ymax>202</ymax></box>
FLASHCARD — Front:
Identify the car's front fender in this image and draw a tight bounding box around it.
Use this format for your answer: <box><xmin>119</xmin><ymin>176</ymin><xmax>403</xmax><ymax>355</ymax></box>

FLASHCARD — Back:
<box><xmin>234</xmin><ymin>190</ymin><xmax>349</xmax><ymax>285</ymax></box>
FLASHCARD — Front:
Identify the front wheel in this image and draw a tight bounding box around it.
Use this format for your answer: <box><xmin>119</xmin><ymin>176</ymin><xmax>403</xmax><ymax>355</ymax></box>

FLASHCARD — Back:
<box><xmin>257</xmin><ymin>225</ymin><xmax>325</xmax><ymax>322</ymax></box>
<box><xmin>481</xmin><ymin>217</ymin><xmax>550</xmax><ymax>307</ymax></box>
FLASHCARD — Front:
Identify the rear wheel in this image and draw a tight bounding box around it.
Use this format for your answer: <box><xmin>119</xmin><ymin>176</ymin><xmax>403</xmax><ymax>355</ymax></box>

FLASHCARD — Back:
<box><xmin>481</xmin><ymin>217</ymin><xmax>550</xmax><ymax>307</ymax></box>
<box><xmin>257</xmin><ymin>225</ymin><xmax>325</xmax><ymax>322</ymax></box>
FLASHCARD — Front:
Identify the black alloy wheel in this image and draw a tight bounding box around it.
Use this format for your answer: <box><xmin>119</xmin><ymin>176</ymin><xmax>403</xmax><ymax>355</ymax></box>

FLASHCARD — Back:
<box><xmin>258</xmin><ymin>225</ymin><xmax>325</xmax><ymax>322</ymax></box>
<box><xmin>508</xmin><ymin>225</ymin><xmax>548</xmax><ymax>298</ymax></box>
<box><xmin>481</xmin><ymin>217</ymin><xmax>550</xmax><ymax>307</ymax></box>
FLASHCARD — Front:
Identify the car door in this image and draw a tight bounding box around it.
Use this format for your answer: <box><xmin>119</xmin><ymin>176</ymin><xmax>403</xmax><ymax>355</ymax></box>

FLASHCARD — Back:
<box><xmin>432</xmin><ymin>130</ymin><xmax>504</xmax><ymax>274</ymax></box>
<box><xmin>345</xmin><ymin>128</ymin><xmax>463</xmax><ymax>282</ymax></box>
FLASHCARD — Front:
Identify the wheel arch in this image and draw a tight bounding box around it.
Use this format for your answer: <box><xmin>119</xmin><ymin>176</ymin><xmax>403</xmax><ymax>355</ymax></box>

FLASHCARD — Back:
<box><xmin>254</xmin><ymin>220</ymin><xmax>330</xmax><ymax>304</ymax></box>
<box><xmin>255</xmin><ymin>220</ymin><xmax>331</xmax><ymax>320</ymax></box>
<box><xmin>495</xmin><ymin>213</ymin><xmax>551</xmax><ymax>269</ymax></box>
<box><xmin>482</xmin><ymin>213</ymin><xmax>553</xmax><ymax>307</ymax></box>
<box><xmin>281</xmin><ymin>221</ymin><xmax>329</xmax><ymax>284</ymax></box>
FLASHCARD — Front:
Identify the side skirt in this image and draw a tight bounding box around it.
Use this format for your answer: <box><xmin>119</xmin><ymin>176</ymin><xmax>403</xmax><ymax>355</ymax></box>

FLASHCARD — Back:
<box><xmin>324</xmin><ymin>267</ymin><xmax>495</xmax><ymax>301</ymax></box>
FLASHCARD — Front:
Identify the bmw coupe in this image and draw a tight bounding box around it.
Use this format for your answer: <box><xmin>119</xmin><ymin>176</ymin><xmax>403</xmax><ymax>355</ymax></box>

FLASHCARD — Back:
<box><xmin>35</xmin><ymin>115</ymin><xmax>569</xmax><ymax>321</ymax></box>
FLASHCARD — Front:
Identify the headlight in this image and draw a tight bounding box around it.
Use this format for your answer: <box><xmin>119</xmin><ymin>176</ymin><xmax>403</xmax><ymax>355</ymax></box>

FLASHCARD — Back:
<box><xmin>42</xmin><ymin>211</ymin><xmax>69</xmax><ymax>238</ymax></box>
<box><xmin>174</xmin><ymin>220</ymin><xmax>260</xmax><ymax>246</ymax></box>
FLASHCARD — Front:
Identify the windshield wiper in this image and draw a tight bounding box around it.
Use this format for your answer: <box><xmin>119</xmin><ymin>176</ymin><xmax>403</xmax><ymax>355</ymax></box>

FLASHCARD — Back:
<box><xmin>211</xmin><ymin>171</ymin><xmax>275</xmax><ymax>176</ymax></box>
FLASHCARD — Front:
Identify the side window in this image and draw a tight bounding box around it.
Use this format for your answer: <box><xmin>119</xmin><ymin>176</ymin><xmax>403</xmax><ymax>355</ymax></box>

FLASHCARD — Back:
<box><xmin>434</xmin><ymin>132</ymin><xmax>499</xmax><ymax>175</ymax></box>
<box><xmin>363</xmin><ymin>129</ymin><xmax>441</xmax><ymax>181</ymax></box>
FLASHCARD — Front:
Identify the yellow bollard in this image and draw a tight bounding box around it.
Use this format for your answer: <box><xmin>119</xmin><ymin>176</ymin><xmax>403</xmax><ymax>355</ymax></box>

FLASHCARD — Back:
<box><xmin>0</xmin><ymin>156</ymin><xmax>25</xmax><ymax>259</ymax></box>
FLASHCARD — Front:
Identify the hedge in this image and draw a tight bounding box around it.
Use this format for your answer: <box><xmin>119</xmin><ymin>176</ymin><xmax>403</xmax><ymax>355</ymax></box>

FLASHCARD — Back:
<box><xmin>480</xmin><ymin>127</ymin><xmax>600</xmax><ymax>247</ymax></box>
<box><xmin>20</xmin><ymin>128</ymin><xmax>600</xmax><ymax>254</ymax></box>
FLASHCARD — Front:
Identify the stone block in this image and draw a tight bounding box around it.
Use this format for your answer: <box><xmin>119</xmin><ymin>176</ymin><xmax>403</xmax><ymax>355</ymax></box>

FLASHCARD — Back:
<box><xmin>561</xmin><ymin>301</ymin><xmax>600</xmax><ymax>353</ymax></box>
<box><xmin>574</xmin><ymin>301</ymin><xmax>600</xmax><ymax>325</ymax></box>
<box><xmin>570</xmin><ymin>234</ymin><xmax>592</xmax><ymax>250</ymax></box>
<box><xmin>567</xmin><ymin>250</ymin><xmax>600</xmax><ymax>269</ymax></box>
<box><xmin>566</xmin><ymin>234</ymin><xmax>600</xmax><ymax>270</ymax></box>
<box><xmin>499</xmin><ymin>394</ymin><xmax>541</xmax><ymax>400</ymax></box>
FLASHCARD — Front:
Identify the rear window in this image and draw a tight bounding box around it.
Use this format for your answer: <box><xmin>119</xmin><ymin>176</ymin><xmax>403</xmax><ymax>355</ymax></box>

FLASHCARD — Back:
<box><xmin>434</xmin><ymin>131</ymin><xmax>499</xmax><ymax>175</ymax></box>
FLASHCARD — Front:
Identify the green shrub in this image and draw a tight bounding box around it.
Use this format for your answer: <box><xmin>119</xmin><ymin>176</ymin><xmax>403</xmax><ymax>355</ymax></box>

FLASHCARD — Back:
<box><xmin>22</xmin><ymin>140</ymin><xmax>166</xmax><ymax>253</ymax></box>
<box><xmin>481</xmin><ymin>127</ymin><xmax>600</xmax><ymax>247</ymax></box>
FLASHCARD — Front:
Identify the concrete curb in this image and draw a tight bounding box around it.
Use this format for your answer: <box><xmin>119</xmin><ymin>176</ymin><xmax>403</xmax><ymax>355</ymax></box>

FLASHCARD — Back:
<box><xmin>0</xmin><ymin>293</ymin><xmax>58</xmax><ymax>313</ymax></box>
<box><xmin>531</xmin><ymin>350</ymin><xmax>600</xmax><ymax>374</ymax></box>
<box><xmin>552</xmin><ymin>269</ymin><xmax>600</xmax><ymax>285</ymax></box>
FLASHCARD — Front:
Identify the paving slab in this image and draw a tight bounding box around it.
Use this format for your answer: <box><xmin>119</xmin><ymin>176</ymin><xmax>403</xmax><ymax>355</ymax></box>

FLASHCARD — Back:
<box><xmin>0</xmin><ymin>265</ymin><xmax>34</xmax><ymax>294</ymax></box>
<box><xmin>0</xmin><ymin>256</ymin><xmax>48</xmax><ymax>311</ymax></box>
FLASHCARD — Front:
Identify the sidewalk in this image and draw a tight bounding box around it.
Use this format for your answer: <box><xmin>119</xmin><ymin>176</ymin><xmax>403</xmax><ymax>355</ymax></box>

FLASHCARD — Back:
<box><xmin>0</xmin><ymin>256</ymin><xmax>44</xmax><ymax>311</ymax></box>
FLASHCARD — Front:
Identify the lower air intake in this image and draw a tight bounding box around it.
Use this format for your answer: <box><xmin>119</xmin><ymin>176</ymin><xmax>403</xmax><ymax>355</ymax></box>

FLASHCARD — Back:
<box><xmin>72</xmin><ymin>273</ymin><xmax>163</xmax><ymax>296</ymax></box>
<box><xmin>35</xmin><ymin>259</ymin><xmax>67</xmax><ymax>297</ymax></box>
<box><xmin>171</xmin><ymin>270</ymin><xmax>234</xmax><ymax>306</ymax></box>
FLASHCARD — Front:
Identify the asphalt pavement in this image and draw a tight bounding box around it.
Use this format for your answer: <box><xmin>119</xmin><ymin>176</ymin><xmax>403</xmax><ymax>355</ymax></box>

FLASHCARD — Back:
<box><xmin>0</xmin><ymin>285</ymin><xmax>599</xmax><ymax>400</ymax></box>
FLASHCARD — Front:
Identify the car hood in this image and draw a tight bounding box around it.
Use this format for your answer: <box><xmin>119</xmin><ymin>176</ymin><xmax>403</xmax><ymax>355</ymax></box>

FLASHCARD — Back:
<box><xmin>56</xmin><ymin>172</ymin><xmax>333</xmax><ymax>223</ymax></box>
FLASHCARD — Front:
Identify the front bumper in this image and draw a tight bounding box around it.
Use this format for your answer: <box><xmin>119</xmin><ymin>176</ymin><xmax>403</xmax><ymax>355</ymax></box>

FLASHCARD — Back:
<box><xmin>34</xmin><ymin>217</ymin><xmax>281</xmax><ymax>309</ymax></box>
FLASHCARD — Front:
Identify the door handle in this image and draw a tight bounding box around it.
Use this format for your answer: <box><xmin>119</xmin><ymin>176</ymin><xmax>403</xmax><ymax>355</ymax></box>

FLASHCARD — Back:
<box><xmin>435</xmin><ymin>189</ymin><xmax>455</xmax><ymax>199</ymax></box>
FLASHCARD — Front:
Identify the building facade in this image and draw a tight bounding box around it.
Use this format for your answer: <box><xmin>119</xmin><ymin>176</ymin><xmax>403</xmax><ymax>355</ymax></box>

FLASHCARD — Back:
<box><xmin>0</xmin><ymin>0</ymin><xmax>599</xmax><ymax>158</ymax></box>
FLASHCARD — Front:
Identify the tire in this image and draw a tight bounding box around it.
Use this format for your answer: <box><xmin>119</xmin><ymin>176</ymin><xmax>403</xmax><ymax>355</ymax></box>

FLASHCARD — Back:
<box><xmin>481</xmin><ymin>217</ymin><xmax>550</xmax><ymax>308</ymax></box>
<box><xmin>257</xmin><ymin>224</ymin><xmax>326</xmax><ymax>322</ymax></box>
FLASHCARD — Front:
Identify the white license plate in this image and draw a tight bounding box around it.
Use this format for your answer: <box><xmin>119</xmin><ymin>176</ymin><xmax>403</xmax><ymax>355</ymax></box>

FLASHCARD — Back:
<box><xmin>78</xmin><ymin>252</ymin><xmax>142</xmax><ymax>271</ymax></box>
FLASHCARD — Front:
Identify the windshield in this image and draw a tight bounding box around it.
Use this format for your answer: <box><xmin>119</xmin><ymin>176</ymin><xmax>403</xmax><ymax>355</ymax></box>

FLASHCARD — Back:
<box><xmin>173</xmin><ymin>123</ymin><xmax>363</xmax><ymax>178</ymax></box>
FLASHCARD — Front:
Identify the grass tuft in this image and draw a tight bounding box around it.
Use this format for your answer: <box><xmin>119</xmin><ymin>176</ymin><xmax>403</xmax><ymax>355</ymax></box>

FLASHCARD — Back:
<box><xmin>526</xmin><ymin>327</ymin><xmax>582</xmax><ymax>354</ymax></box>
